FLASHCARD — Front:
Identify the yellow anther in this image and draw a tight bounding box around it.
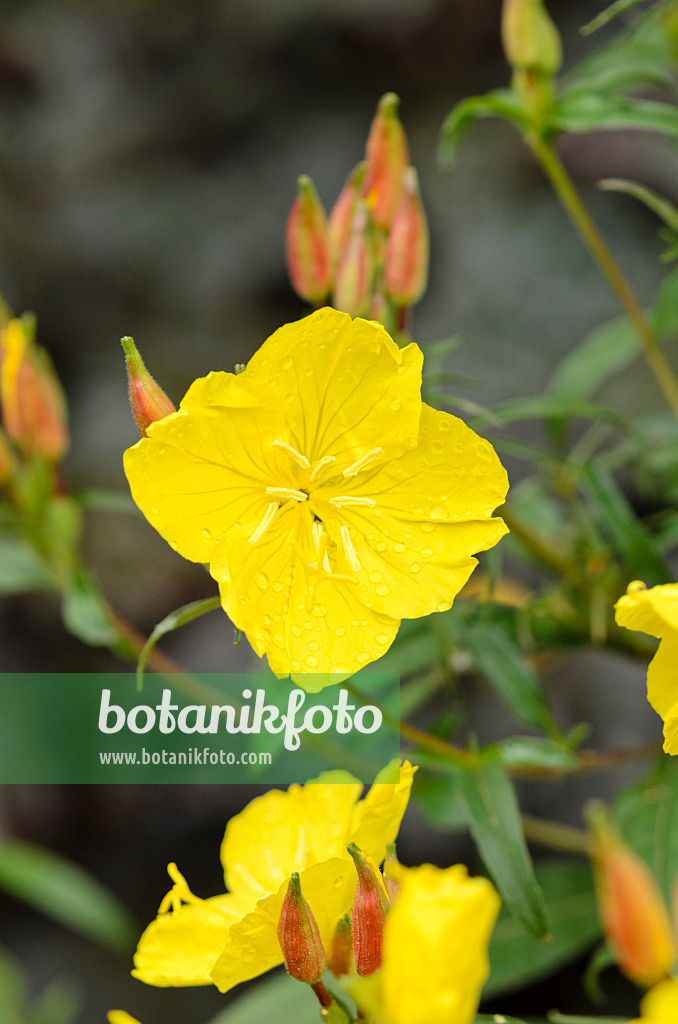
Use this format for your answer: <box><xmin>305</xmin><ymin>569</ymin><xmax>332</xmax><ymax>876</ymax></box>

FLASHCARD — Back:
<box><xmin>309</xmin><ymin>454</ymin><xmax>336</xmax><ymax>482</ymax></box>
<box><xmin>266</xmin><ymin>486</ymin><xmax>308</xmax><ymax>502</ymax></box>
<box><xmin>272</xmin><ymin>439</ymin><xmax>310</xmax><ymax>470</ymax></box>
<box><xmin>249</xmin><ymin>502</ymin><xmax>279</xmax><ymax>544</ymax></box>
<box><xmin>342</xmin><ymin>446</ymin><xmax>383</xmax><ymax>478</ymax></box>
<box><xmin>340</xmin><ymin>524</ymin><xmax>361</xmax><ymax>572</ymax></box>
<box><xmin>329</xmin><ymin>495</ymin><xmax>376</xmax><ymax>508</ymax></box>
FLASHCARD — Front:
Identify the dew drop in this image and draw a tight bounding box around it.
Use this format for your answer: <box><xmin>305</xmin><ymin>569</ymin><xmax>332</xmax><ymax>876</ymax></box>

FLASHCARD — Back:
<box><xmin>421</xmin><ymin>522</ymin><xmax>435</xmax><ymax>533</ymax></box>
<box><xmin>436</xmin><ymin>601</ymin><xmax>448</xmax><ymax>612</ymax></box>
<box><xmin>202</xmin><ymin>528</ymin><xmax>212</xmax><ymax>540</ymax></box>
<box><xmin>304</xmin><ymin>621</ymin><xmax>314</xmax><ymax>631</ymax></box>
<box><xmin>430</xmin><ymin>506</ymin><xmax>447</xmax><ymax>520</ymax></box>
<box><xmin>439</xmin><ymin>419</ymin><xmax>451</xmax><ymax>432</ymax></box>
<box><xmin>376</xmin><ymin>584</ymin><xmax>390</xmax><ymax>596</ymax></box>
<box><xmin>421</xmin><ymin>547</ymin><xmax>434</xmax><ymax>558</ymax></box>
<box><xmin>255</xmin><ymin>572</ymin><xmax>268</xmax><ymax>589</ymax></box>
<box><xmin>290</xmin><ymin>624</ymin><xmax>302</xmax><ymax>637</ymax></box>
<box><xmin>263</xmin><ymin>615</ymin><xmax>271</xmax><ymax>626</ymax></box>
<box><xmin>410</xmin><ymin>563</ymin><xmax>421</xmax><ymax>573</ymax></box>
<box><xmin>272</xmin><ymin>581</ymin><xmax>282</xmax><ymax>592</ymax></box>
<box><xmin>281</xmin><ymin>355</ymin><xmax>294</xmax><ymax>369</ymax></box>
<box><xmin>390</xmin><ymin>398</ymin><xmax>401</xmax><ymax>411</ymax></box>
<box><xmin>336</xmin><ymin>627</ymin><xmax>346</xmax><ymax>637</ymax></box>
<box><xmin>394</xmin><ymin>542</ymin><xmax>406</xmax><ymax>553</ymax></box>
<box><xmin>150</xmin><ymin>508</ymin><xmax>159</xmax><ymax>516</ymax></box>
<box><xmin>376</xmin><ymin>542</ymin><xmax>387</xmax><ymax>552</ymax></box>
<box><xmin>169</xmin><ymin>541</ymin><xmax>178</xmax><ymax>551</ymax></box>
<box><xmin>308</xmin><ymin>640</ymin><xmax>320</xmax><ymax>651</ymax></box>
<box><xmin>376</xmin><ymin>633</ymin><xmax>390</xmax><ymax>646</ymax></box>
<box><xmin>432</xmin><ymin>440</ymin><xmax>443</xmax><ymax>453</ymax></box>
<box><xmin>369</xmin><ymin>570</ymin><xmax>383</xmax><ymax>584</ymax></box>
<box><xmin>357</xmin><ymin>653</ymin><xmax>370</xmax><ymax>664</ymax></box>
<box><xmin>291</xmin><ymin>660</ymin><xmax>301</xmax><ymax>672</ymax></box>
<box><xmin>305</xmin><ymin>654</ymin><xmax>319</xmax><ymax>668</ymax></box>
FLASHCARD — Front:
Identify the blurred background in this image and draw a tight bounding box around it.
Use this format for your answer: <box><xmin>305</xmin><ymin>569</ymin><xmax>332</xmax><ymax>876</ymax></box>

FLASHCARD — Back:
<box><xmin>0</xmin><ymin>0</ymin><xmax>673</xmax><ymax>1020</ymax></box>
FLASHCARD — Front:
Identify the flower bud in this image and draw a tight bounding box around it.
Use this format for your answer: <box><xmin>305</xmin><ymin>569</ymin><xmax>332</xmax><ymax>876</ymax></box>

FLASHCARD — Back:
<box><xmin>0</xmin><ymin>317</ymin><xmax>69</xmax><ymax>462</ymax></box>
<box><xmin>363</xmin><ymin>93</ymin><xmax>409</xmax><ymax>230</ymax></box>
<box><xmin>328</xmin><ymin>913</ymin><xmax>353</xmax><ymax>978</ymax></box>
<box><xmin>384</xmin><ymin>167</ymin><xmax>429</xmax><ymax>308</ymax></box>
<box><xmin>286</xmin><ymin>175</ymin><xmax>331</xmax><ymax>305</ymax></box>
<box><xmin>333</xmin><ymin>201</ymin><xmax>375</xmax><ymax>318</ymax></box>
<box><xmin>0</xmin><ymin>428</ymin><xmax>13</xmax><ymax>485</ymax></box>
<box><xmin>329</xmin><ymin>161</ymin><xmax>368</xmax><ymax>275</ymax></box>
<box><xmin>348</xmin><ymin>842</ymin><xmax>390</xmax><ymax>977</ymax></box>
<box><xmin>122</xmin><ymin>337</ymin><xmax>176</xmax><ymax>437</ymax></box>
<box><xmin>587</xmin><ymin>801</ymin><xmax>675</xmax><ymax>988</ymax></box>
<box><xmin>383</xmin><ymin>843</ymin><xmax>401</xmax><ymax>903</ymax></box>
<box><xmin>501</xmin><ymin>0</ymin><xmax>562</xmax><ymax>76</ymax></box>
<box><xmin>277</xmin><ymin>872</ymin><xmax>326</xmax><ymax>985</ymax></box>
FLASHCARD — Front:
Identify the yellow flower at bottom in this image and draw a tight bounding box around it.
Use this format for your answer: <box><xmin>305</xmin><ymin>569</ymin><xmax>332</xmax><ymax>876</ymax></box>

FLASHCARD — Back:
<box><xmin>634</xmin><ymin>978</ymin><xmax>678</xmax><ymax>1023</ymax></box>
<box><xmin>123</xmin><ymin>308</ymin><xmax>508</xmax><ymax>689</ymax></box>
<box><xmin>133</xmin><ymin>761</ymin><xmax>415</xmax><ymax>994</ymax></box>
<box><xmin>614</xmin><ymin>581</ymin><xmax>678</xmax><ymax>753</ymax></box>
<box><xmin>353</xmin><ymin>862</ymin><xmax>500</xmax><ymax>1024</ymax></box>
<box><xmin>108</xmin><ymin>1014</ymin><xmax>142</xmax><ymax>1024</ymax></box>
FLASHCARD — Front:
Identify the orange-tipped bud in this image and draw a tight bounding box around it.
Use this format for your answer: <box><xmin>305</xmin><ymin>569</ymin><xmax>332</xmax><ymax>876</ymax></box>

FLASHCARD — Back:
<box><xmin>0</xmin><ymin>317</ymin><xmax>69</xmax><ymax>462</ymax></box>
<box><xmin>0</xmin><ymin>428</ymin><xmax>13</xmax><ymax>484</ymax></box>
<box><xmin>328</xmin><ymin>914</ymin><xmax>353</xmax><ymax>978</ymax></box>
<box><xmin>277</xmin><ymin>873</ymin><xmax>326</xmax><ymax>985</ymax></box>
<box><xmin>286</xmin><ymin>175</ymin><xmax>331</xmax><ymax>305</ymax></box>
<box><xmin>333</xmin><ymin>201</ymin><xmax>375</xmax><ymax>318</ymax></box>
<box><xmin>122</xmin><ymin>337</ymin><xmax>175</xmax><ymax>437</ymax></box>
<box><xmin>363</xmin><ymin>93</ymin><xmax>409</xmax><ymax>230</ymax></box>
<box><xmin>384</xmin><ymin>167</ymin><xmax>429</xmax><ymax>308</ymax></box>
<box><xmin>502</xmin><ymin>0</ymin><xmax>562</xmax><ymax>75</ymax></box>
<box><xmin>348</xmin><ymin>842</ymin><xmax>390</xmax><ymax>977</ymax></box>
<box><xmin>587</xmin><ymin>801</ymin><xmax>675</xmax><ymax>988</ymax></box>
<box><xmin>329</xmin><ymin>161</ymin><xmax>368</xmax><ymax>274</ymax></box>
<box><xmin>383</xmin><ymin>843</ymin><xmax>401</xmax><ymax>903</ymax></box>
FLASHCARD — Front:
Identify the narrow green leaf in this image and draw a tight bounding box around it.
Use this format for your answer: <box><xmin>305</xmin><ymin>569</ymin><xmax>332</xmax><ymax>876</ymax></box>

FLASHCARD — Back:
<box><xmin>456</xmin><ymin>757</ymin><xmax>549</xmax><ymax>938</ymax></box>
<box><xmin>0</xmin><ymin>945</ymin><xmax>27</xmax><ymax>1024</ymax></box>
<box><xmin>439</xmin><ymin>90</ymin><xmax>527</xmax><ymax>167</ymax></box>
<box><xmin>470</xmin><ymin>395</ymin><xmax>629</xmax><ymax>431</ymax></box>
<box><xmin>207</xmin><ymin>970</ymin><xmax>321</xmax><ymax>1024</ymax></box>
<box><xmin>579</xmin><ymin>462</ymin><xmax>670</xmax><ymax>584</ymax></box>
<box><xmin>496</xmin><ymin>737</ymin><xmax>579</xmax><ymax>772</ymax></box>
<box><xmin>136</xmin><ymin>594</ymin><xmax>222</xmax><ymax>690</ymax></box>
<box><xmin>485</xmin><ymin>862</ymin><xmax>600</xmax><ymax>998</ymax></box>
<box><xmin>61</xmin><ymin>567</ymin><xmax>119</xmax><ymax>647</ymax></box>
<box><xmin>549</xmin><ymin>316</ymin><xmax>636</xmax><ymax>400</ymax></box>
<box><xmin>77</xmin><ymin>489</ymin><xmax>139</xmax><ymax>516</ymax></box>
<box><xmin>599</xmin><ymin>179</ymin><xmax>678</xmax><ymax>235</ymax></box>
<box><xmin>0</xmin><ymin>536</ymin><xmax>51</xmax><ymax>595</ymax></box>
<box><xmin>0</xmin><ymin>839</ymin><xmax>136</xmax><ymax>955</ymax></box>
<box><xmin>580</xmin><ymin>0</ymin><xmax>654</xmax><ymax>35</ymax></box>
<box><xmin>555</xmin><ymin>94</ymin><xmax>678</xmax><ymax>140</ymax></box>
<box><xmin>650</xmin><ymin>265</ymin><xmax>678</xmax><ymax>339</ymax></box>
<box><xmin>414</xmin><ymin>769</ymin><xmax>468</xmax><ymax>831</ymax></box>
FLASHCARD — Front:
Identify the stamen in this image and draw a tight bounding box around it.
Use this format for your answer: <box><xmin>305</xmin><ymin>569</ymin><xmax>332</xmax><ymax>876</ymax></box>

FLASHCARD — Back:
<box><xmin>312</xmin><ymin>519</ymin><xmax>323</xmax><ymax>551</ymax></box>
<box><xmin>340</xmin><ymin>524</ymin><xmax>361</xmax><ymax>572</ymax></box>
<box><xmin>309</xmin><ymin>454</ymin><xmax>336</xmax><ymax>482</ymax></box>
<box><xmin>249</xmin><ymin>502</ymin><xmax>279</xmax><ymax>544</ymax></box>
<box><xmin>322</xmin><ymin>552</ymin><xmax>332</xmax><ymax>574</ymax></box>
<box><xmin>159</xmin><ymin>863</ymin><xmax>203</xmax><ymax>914</ymax></box>
<box><xmin>329</xmin><ymin>495</ymin><xmax>376</xmax><ymax>508</ymax></box>
<box><xmin>272</xmin><ymin>439</ymin><xmax>310</xmax><ymax>470</ymax></box>
<box><xmin>342</xmin><ymin>446</ymin><xmax>384</xmax><ymax>478</ymax></box>
<box><xmin>266</xmin><ymin>486</ymin><xmax>308</xmax><ymax>502</ymax></box>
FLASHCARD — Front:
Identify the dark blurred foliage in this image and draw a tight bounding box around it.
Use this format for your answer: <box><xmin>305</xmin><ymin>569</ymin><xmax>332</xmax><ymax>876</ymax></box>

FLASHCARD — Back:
<box><xmin>0</xmin><ymin>0</ymin><xmax>672</xmax><ymax>1020</ymax></box>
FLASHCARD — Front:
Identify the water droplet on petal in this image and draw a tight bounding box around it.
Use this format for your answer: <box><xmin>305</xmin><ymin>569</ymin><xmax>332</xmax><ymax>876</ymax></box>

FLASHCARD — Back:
<box><xmin>394</xmin><ymin>542</ymin><xmax>406</xmax><ymax>553</ymax></box>
<box><xmin>290</xmin><ymin>624</ymin><xmax>302</xmax><ymax>637</ymax></box>
<box><xmin>410</xmin><ymin>563</ymin><xmax>421</xmax><ymax>573</ymax></box>
<box><xmin>255</xmin><ymin>572</ymin><xmax>268</xmax><ymax>589</ymax></box>
<box><xmin>305</xmin><ymin>654</ymin><xmax>319</xmax><ymax>668</ymax></box>
<box><xmin>436</xmin><ymin>601</ymin><xmax>449</xmax><ymax>612</ymax></box>
<box><xmin>308</xmin><ymin>640</ymin><xmax>320</xmax><ymax>651</ymax></box>
<box><xmin>357</xmin><ymin>653</ymin><xmax>370</xmax><ymax>664</ymax></box>
<box><xmin>421</xmin><ymin>522</ymin><xmax>435</xmax><ymax>533</ymax></box>
<box><xmin>202</xmin><ymin>528</ymin><xmax>212</xmax><ymax>540</ymax></box>
<box><xmin>376</xmin><ymin>633</ymin><xmax>390</xmax><ymax>645</ymax></box>
<box><xmin>430</xmin><ymin>506</ymin><xmax>447</xmax><ymax>520</ymax></box>
<box><xmin>369</xmin><ymin>570</ymin><xmax>383</xmax><ymax>584</ymax></box>
<box><xmin>376</xmin><ymin>584</ymin><xmax>390</xmax><ymax>596</ymax></box>
<box><xmin>390</xmin><ymin>398</ymin><xmax>401</xmax><ymax>411</ymax></box>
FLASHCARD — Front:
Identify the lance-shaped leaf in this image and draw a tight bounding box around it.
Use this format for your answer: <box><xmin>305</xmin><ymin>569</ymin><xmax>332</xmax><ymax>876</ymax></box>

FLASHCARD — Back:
<box><xmin>439</xmin><ymin>90</ymin><xmax>528</xmax><ymax>167</ymax></box>
<box><xmin>136</xmin><ymin>594</ymin><xmax>222</xmax><ymax>690</ymax></box>
<box><xmin>554</xmin><ymin>93</ymin><xmax>678</xmax><ymax>140</ymax></box>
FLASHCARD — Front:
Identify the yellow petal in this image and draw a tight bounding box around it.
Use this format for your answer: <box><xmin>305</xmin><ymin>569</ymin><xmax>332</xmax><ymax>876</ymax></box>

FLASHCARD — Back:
<box><xmin>210</xmin><ymin>857</ymin><xmax>355</xmax><ymax>994</ymax></box>
<box><xmin>615</xmin><ymin>581</ymin><xmax>678</xmax><ymax>639</ymax></box>
<box><xmin>350</xmin><ymin>760</ymin><xmax>416</xmax><ymax>867</ymax></box>
<box><xmin>108</xmin><ymin>1014</ymin><xmax>143</xmax><ymax>1024</ymax></box>
<box><xmin>318</xmin><ymin>405</ymin><xmax>508</xmax><ymax>618</ymax></box>
<box><xmin>240</xmin><ymin>308</ymin><xmax>423</xmax><ymax>466</ymax></box>
<box><xmin>210</xmin><ymin>512</ymin><xmax>400</xmax><ymax>687</ymax></box>
<box><xmin>645</xmin><ymin>634</ymin><xmax>678</xmax><ymax>721</ymax></box>
<box><xmin>221</xmin><ymin>773</ymin><xmax>362</xmax><ymax>900</ymax></box>
<box><xmin>132</xmin><ymin>891</ymin><xmax>247</xmax><ymax>987</ymax></box>
<box><xmin>124</xmin><ymin>387</ymin><xmax>296</xmax><ymax>563</ymax></box>
<box><xmin>663</xmin><ymin>699</ymin><xmax>678</xmax><ymax>755</ymax></box>
<box><xmin>380</xmin><ymin>863</ymin><xmax>500</xmax><ymax>1024</ymax></box>
<box><xmin>635</xmin><ymin>978</ymin><xmax>678</xmax><ymax>1023</ymax></box>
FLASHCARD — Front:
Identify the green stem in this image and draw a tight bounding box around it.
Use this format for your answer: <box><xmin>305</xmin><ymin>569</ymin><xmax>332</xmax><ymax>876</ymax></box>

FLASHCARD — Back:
<box><xmin>531</xmin><ymin>138</ymin><xmax>678</xmax><ymax>420</ymax></box>
<box><xmin>501</xmin><ymin>505</ymin><xmax>577</xmax><ymax>582</ymax></box>
<box><xmin>521</xmin><ymin>813</ymin><xmax>591</xmax><ymax>855</ymax></box>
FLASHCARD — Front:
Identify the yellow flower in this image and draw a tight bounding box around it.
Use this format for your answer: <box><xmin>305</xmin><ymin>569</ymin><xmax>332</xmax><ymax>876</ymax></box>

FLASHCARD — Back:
<box><xmin>133</xmin><ymin>761</ymin><xmax>415</xmax><ymax>994</ymax></box>
<box><xmin>615</xmin><ymin>580</ymin><xmax>678</xmax><ymax>754</ymax></box>
<box><xmin>108</xmin><ymin>1014</ymin><xmax>142</xmax><ymax>1024</ymax></box>
<box><xmin>634</xmin><ymin>978</ymin><xmax>678</xmax><ymax>1023</ymax></box>
<box><xmin>124</xmin><ymin>308</ymin><xmax>508</xmax><ymax>689</ymax></box>
<box><xmin>353</xmin><ymin>862</ymin><xmax>500</xmax><ymax>1024</ymax></box>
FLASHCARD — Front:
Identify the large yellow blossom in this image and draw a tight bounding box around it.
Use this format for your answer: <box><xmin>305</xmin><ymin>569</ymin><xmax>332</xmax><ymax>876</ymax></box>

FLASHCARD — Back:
<box><xmin>124</xmin><ymin>308</ymin><xmax>508</xmax><ymax>688</ymax></box>
<box><xmin>133</xmin><ymin>761</ymin><xmax>415</xmax><ymax>994</ymax></box>
<box><xmin>634</xmin><ymin>978</ymin><xmax>678</xmax><ymax>1023</ymax></box>
<box><xmin>353</xmin><ymin>862</ymin><xmax>500</xmax><ymax>1024</ymax></box>
<box><xmin>615</xmin><ymin>580</ymin><xmax>678</xmax><ymax>754</ymax></box>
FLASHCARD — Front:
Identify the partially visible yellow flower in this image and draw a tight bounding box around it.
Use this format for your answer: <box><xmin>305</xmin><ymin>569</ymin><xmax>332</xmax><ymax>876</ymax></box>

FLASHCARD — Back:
<box><xmin>615</xmin><ymin>581</ymin><xmax>678</xmax><ymax>754</ymax></box>
<box><xmin>108</xmin><ymin>1013</ymin><xmax>142</xmax><ymax>1024</ymax></box>
<box><xmin>634</xmin><ymin>978</ymin><xmax>678</xmax><ymax>1023</ymax></box>
<box><xmin>124</xmin><ymin>308</ymin><xmax>508</xmax><ymax>689</ymax></box>
<box><xmin>133</xmin><ymin>761</ymin><xmax>415</xmax><ymax>994</ymax></box>
<box><xmin>353</xmin><ymin>862</ymin><xmax>500</xmax><ymax>1024</ymax></box>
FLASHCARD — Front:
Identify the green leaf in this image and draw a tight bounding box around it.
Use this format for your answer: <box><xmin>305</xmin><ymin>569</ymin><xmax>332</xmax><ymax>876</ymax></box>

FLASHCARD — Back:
<box><xmin>0</xmin><ymin>839</ymin><xmax>136</xmax><ymax>956</ymax></box>
<box><xmin>554</xmin><ymin>94</ymin><xmax>678</xmax><ymax>140</ymax></box>
<box><xmin>207</xmin><ymin>971</ymin><xmax>322</xmax><ymax>1024</ymax></box>
<box><xmin>614</xmin><ymin>755</ymin><xmax>678</xmax><ymax>906</ymax></box>
<box><xmin>456</xmin><ymin>757</ymin><xmax>549</xmax><ymax>938</ymax></box>
<box><xmin>549</xmin><ymin>316</ymin><xmax>637</xmax><ymax>400</ymax></box>
<box><xmin>650</xmin><ymin>265</ymin><xmax>678</xmax><ymax>339</ymax></box>
<box><xmin>136</xmin><ymin>594</ymin><xmax>222</xmax><ymax>690</ymax></box>
<box><xmin>496</xmin><ymin>737</ymin><xmax>579</xmax><ymax>772</ymax></box>
<box><xmin>32</xmin><ymin>980</ymin><xmax>80</xmax><ymax>1024</ymax></box>
<box><xmin>77</xmin><ymin>489</ymin><xmax>140</xmax><ymax>516</ymax></box>
<box><xmin>598</xmin><ymin>179</ymin><xmax>678</xmax><ymax>235</ymax></box>
<box><xmin>471</xmin><ymin>395</ymin><xmax>629</xmax><ymax>431</ymax></box>
<box><xmin>0</xmin><ymin>536</ymin><xmax>51</xmax><ymax>595</ymax></box>
<box><xmin>414</xmin><ymin>769</ymin><xmax>468</xmax><ymax>831</ymax></box>
<box><xmin>485</xmin><ymin>862</ymin><xmax>600</xmax><ymax>998</ymax></box>
<box><xmin>0</xmin><ymin>945</ymin><xmax>27</xmax><ymax>1024</ymax></box>
<box><xmin>580</xmin><ymin>0</ymin><xmax>659</xmax><ymax>36</ymax></box>
<box><xmin>439</xmin><ymin>90</ymin><xmax>527</xmax><ymax>167</ymax></box>
<box><xmin>578</xmin><ymin>462</ymin><xmax>671</xmax><ymax>584</ymax></box>
<box><xmin>61</xmin><ymin>566</ymin><xmax>119</xmax><ymax>647</ymax></box>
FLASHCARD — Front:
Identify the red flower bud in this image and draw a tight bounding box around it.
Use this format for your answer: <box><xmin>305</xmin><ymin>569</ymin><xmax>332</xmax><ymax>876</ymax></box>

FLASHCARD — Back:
<box><xmin>286</xmin><ymin>175</ymin><xmax>331</xmax><ymax>305</ymax></box>
<box><xmin>588</xmin><ymin>801</ymin><xmax>675</xmax><ymax>988</ymax></box>
<box><xmin>363</xmin><ymin>93</ymin><xmax>409</xmax><ymax>230</ymax></box>
<box><xmin>327</xmin><ymin>914</ymin><xmax>353</xmax><ymax>978</ymax></box>
<box><xmin>277</xmin><ymin>872</ymin><xmax>327</xmax><ymax>985</ymax></box>
<box><xmin>333</xmin><ymin>201</ymin><xmax>375</xmax><ymax>318</ymax></box>
<box><xmin>348</xmin><ymin>842</ymin><xmax>390</xmax><ymax>977</ymax></box>
<box><xmin>328</xmin><ymin>161</ymin><xmax>368</xmax><ymax>275</ymax></box>
<box><xmin>384</xmin><ymin>167</ymin><xmax>429</xmax><ymax>308</ymax></box>
<box><xmin>0</xmin><ymin>317</ymin><xmax>69</xmax><ymax>462</ymax></box>
<box><xmin>122</xmin><ymin>337</ymin><xmax>176</xmax><ymax>437</ymax></box>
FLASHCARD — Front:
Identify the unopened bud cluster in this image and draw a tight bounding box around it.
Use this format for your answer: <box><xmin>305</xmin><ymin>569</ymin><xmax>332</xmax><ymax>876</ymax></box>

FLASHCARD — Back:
<box><xmin>0</xmin><ymin>302</ymin><xmax>69</xmax><ymax>495</ymax></box>
<box><xmin>286</xmin><ymin>93</ymin><xmax>428</xmax><ymax>334</ymax></box>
